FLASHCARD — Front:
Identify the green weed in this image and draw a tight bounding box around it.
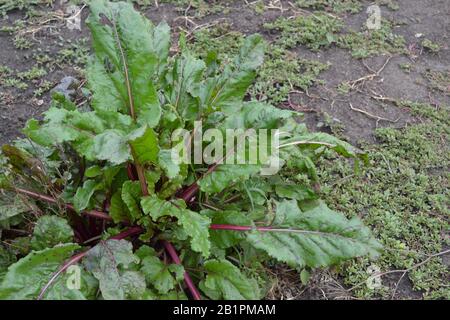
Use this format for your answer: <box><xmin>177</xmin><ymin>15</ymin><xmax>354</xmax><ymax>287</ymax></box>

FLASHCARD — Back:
<box><xmin>318</xmin><ymin>101</ymin><xmax>449</xmax><ymax>299</ymax></box>
<box><xmin>338</xmin><ymin>19</ymin><xmax>406</xmax><ymax>58</ymax></box>
<box><xmin>264</xmin><ymin>13</ymin><xmax>343</xmax><ymax>51</ymax></box>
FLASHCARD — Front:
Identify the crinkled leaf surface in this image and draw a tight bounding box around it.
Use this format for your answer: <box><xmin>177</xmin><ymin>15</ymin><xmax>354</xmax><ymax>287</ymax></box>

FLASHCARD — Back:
<box><xmin>198</xmin><ymin>164</ymin><xmax>260</xmax><ymax>194</ymax></box>
<box><xmin>141</xmin><ymin>196</ymin><xmax>211</xmax><ymax>257</ymax></box>
<box><xmin>31</xmin><ymin>215</ymin><xmax>74</xmax><ymax>251</ymax></box>
<box><xmin>140</xmin><ymin>255</ymin><xmax>177</xmax><ymax>294</ymax></box>
<box><xmin>83</xmin><ymin>239</ymin><xmax>141</xmax><ymax>300</ymax></box>
<box><xmin>121</xmin><ymin>180</ymin><xmax>142</xmax><ymax>221</ymax></box>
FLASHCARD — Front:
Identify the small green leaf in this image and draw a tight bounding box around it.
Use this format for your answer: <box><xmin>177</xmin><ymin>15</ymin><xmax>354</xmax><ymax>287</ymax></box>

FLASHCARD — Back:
<box><xmin>140</xmin><ymin>255</ymin><xmax>176</xmax><ymax>294</ymax></box>
<box><xmin>274</xmin><ymin>184</ymin><xmax>317</xmax><ymax>201</ymax></box>
<box><xmin>201</xmin><ymin>35</ymin><xmax>265</xmax><ymax>112</ymax></box>
<box><xmin>141</xmin><ymin>196</ymin><xmax>211</xmax><ymax>257</ymax></box>
<box><xmin>121</xmin><ymin>181</ymin><xmax>142</xmax><ymax>221</ymax></box>
<box><xmin>300</xmin><ymin>269</ymin><xmax>310</xmax><ymax>285</ymax></box>
<box><xmin>73</xmin><ymin>179</ymin><xmax>103</xmax><ymax>212</ymax></box>
<box><xmin>109</xmin><ymin>190</ymin><xmax>131</xmax><ymax>223</ymax></box>
<box><xmin>31</xmin><ymin>216</ymin><xmax>74</xmax><ymax>251</ymax></box>
<box><xmin>165</xmin><ymin>52</ymin><xmax>206</xmax><ymax>120</ymax></box>
<box><xmin>85</xmin><ymin>166</ymin><xmax>102</xmax><ymax>178</ymax></box>
<box><xmin>199</xmin><ymin>259</ymin><xmax>261</xmax><ymax>300</ymax></box>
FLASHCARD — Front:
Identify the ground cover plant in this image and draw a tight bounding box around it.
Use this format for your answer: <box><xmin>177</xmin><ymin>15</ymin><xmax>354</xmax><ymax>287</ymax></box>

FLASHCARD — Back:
<box><xmin>0</xmin><ymin>0</ymin><xmax>383</xmax><ymax>300</ymax></box>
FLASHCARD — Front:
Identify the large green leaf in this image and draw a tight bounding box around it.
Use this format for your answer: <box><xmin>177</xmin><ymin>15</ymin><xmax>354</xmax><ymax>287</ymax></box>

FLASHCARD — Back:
<box><xmin>0</xmin><ymin>243</ymin><xmax>80</xmax><ymax>299</ymax></box>
<box><xmin>246</xmin><ymin>200</ymin><xmax>382</xmax><ymax>268</ymax></box>
<box><xmin>141</xmin><ymin>196</ymin><xmax>211</xmax><ymax>257</ymax></box>
<box><xmin>199</xmin><ymin>259</ymin><xmax>261</xmax><ymax>300</ymax></box>
<box><xmin>280</xmin><ymin>131</ymin><xmax>366</xmax><ymax>160</ymax></box>
<box><xmin>31</xmin><ymin>216</ymin><xmax>74</xmax><ymax>251</ymax></box>
<box><xmin>274</xmin><ymin>184</ymin><xmax>318</xmax><ymax>201</ymax></box>
<box><xmin>86</xmin><ymin>0</ymin><xmax>163</xmax><ymax>127</ymax></box>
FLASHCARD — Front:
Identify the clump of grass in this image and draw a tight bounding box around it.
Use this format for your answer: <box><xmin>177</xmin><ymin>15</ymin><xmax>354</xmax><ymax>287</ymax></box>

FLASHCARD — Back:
<box><xmin>421</xmin><ymin>39</ymin><xmax>441</xmax><ymax>54</ymax></box>
<box><xmin>159</xmin><ymin>0</ymin><xmax>226</xmax><ymax>18</ymax></box>
<box><xmin>423</xmin><ymin>69</ymin><xmax>450</xmax><ymax>95</ymax></box>
<box><xmin>13</xmin><ymin>35</ymin><xmax>33</xmax><ymax>50</ymax></box>
<box><xmin>338</xmin><ymin>19</ymin><xmax>406</xmax><ymax>58</ymax></box>
<box><xmin>399</xmin><ymin>63</ymin><xmax>412</xmax><ymax>73</ymax></box>
<box><xmin>56</xmin><ymin>39</ymin><xmax>90</xmax><ymax>66</ymax></box>
<box><xmin>251</xmin><ymin>46</ymin><xmax>330</xmax><ymax>103</ymax></box>
<box><xmin>264</xmin><ymin>13</ymin><xmax>343</xmax><ymax>51</ymax></box>
<box><xmin>376</xmin><ymin>0</ymin><xmax>399</xmax><ymax>11</ymax></box>
<box><xmin>0</xmin><ymin>0</ymin><xmax>53</xmax><ymax>16</ymax></box>
<box><xmin>17</xmin><ymin>66</ymin><xmax>47</xmax><ymax>81</ymax></box>
<box><xmin>188</xmin><ymin>23</ymin><xmax>244</xmax><ymax>64</ymax></box>
<box><xmin>0</xmin><ymin>65</ymin><xmax>28</xmax><ymax>89</ymax></box>
<box><xmin>318</xmin><ymin>101</ymin><xmax>449</xmax><ymax>299</ymax></box>
<box><xmin>293</xmin><ymin>0</ymin><xmax>362</xmax><ymax>14</ymax></box>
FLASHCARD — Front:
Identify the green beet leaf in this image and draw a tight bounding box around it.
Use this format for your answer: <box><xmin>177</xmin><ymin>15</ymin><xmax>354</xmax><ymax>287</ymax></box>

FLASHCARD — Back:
<box><xmin>0</xmin><ymin>243</ymin><xmax>80</xmax><ymax>300</ymax></box>
<box><xmin>83</xmin><ymin>239</ymin><xmax>142</xmax><ymax>300</ymax></box>
<box><xmin>86</xmin><ymin>0</ymin><xmax>163</xmax><ymax>127</ymax></box>
<box><xmin>199</xmin><ymin>259</ymin><xmax>261</xmax><ymax>300</ymax></box>
<box><xmin>31</xmin><ymin>215</ymin><xmax>74</xmax><ymax>251</ymax></box>
<box><xmin>247</xmin><ymin>200</ymin><xmax>382</xmax><ymax>268</ymax></box>
<box><xmin>141</xmin><ymin>196</ymin><xmax>211</xmax><ymax>257</ymax></box>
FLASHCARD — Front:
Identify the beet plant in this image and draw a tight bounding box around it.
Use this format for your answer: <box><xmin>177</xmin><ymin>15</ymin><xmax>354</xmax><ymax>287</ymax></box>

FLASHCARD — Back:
<box><xmin>0</xmin><ymin>0</ymin><xmax>381</xmax><ymax>300</ymax></box>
